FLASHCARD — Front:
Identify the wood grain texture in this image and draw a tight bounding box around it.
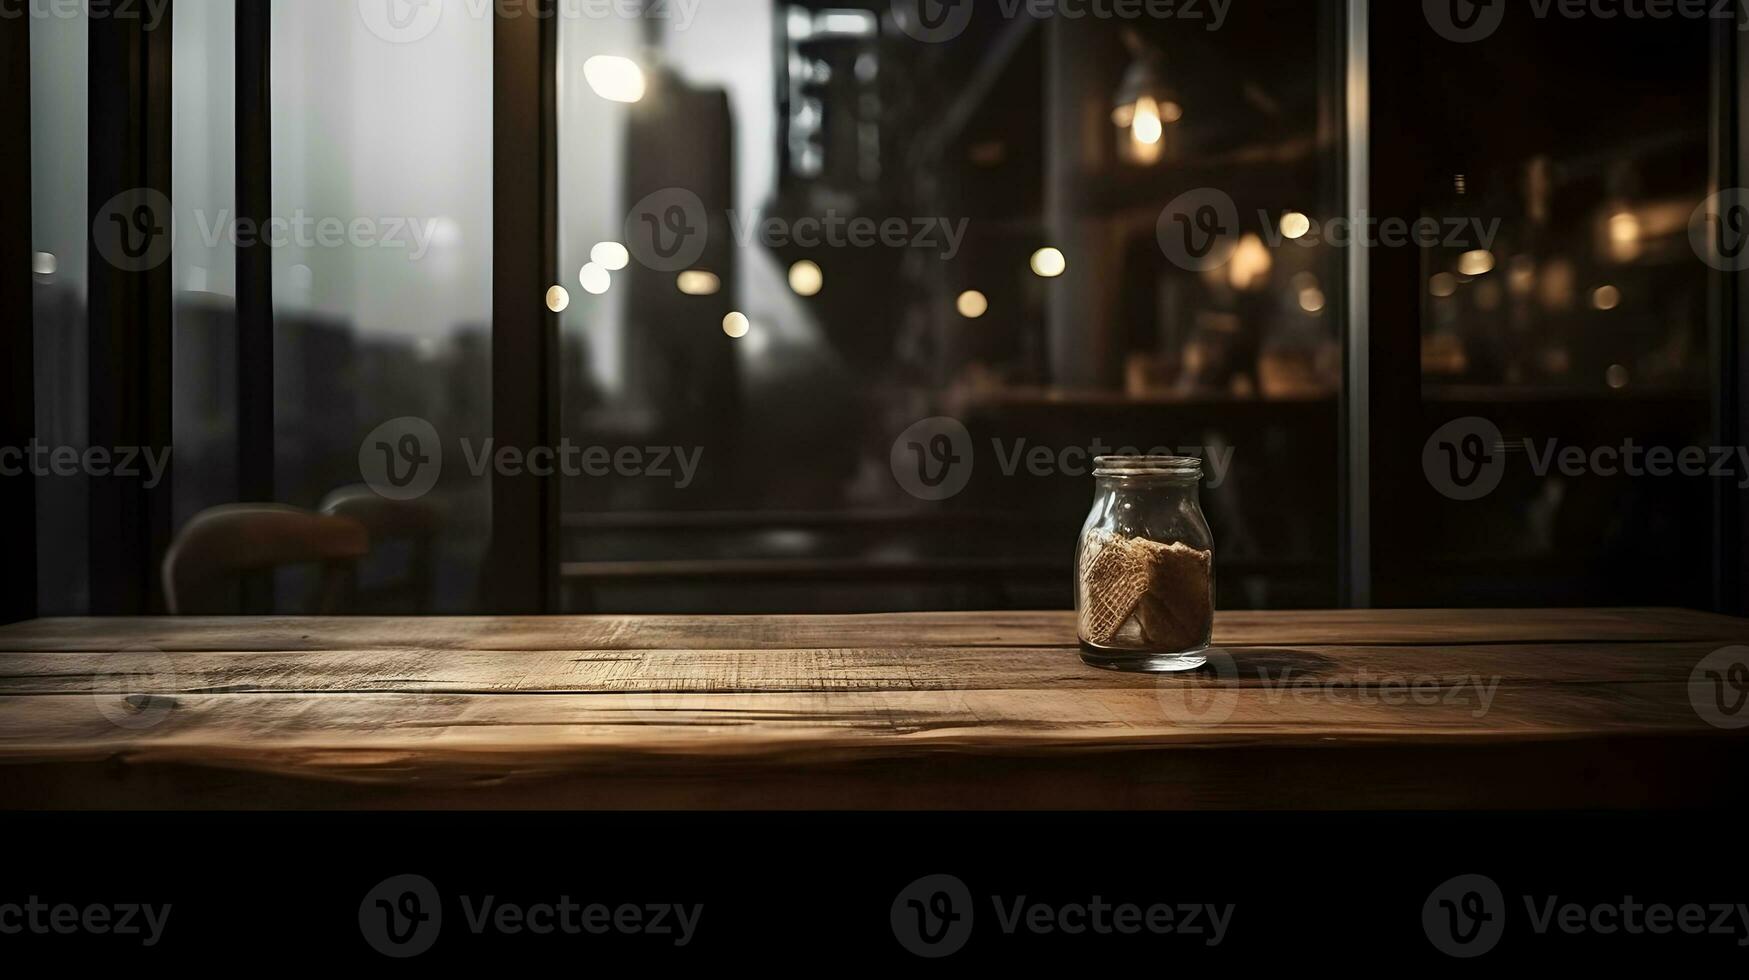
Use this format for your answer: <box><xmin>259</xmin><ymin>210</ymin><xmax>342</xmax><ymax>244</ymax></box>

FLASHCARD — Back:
<box><xmin>0</xmin><ymin>609</ymin><xmax>1744</xmax><ymax>810</ymax></box>
<box><xmin>1</xmin><ymin>607</ymin><xmax>1742</xmax><ymax>652</ymax></box>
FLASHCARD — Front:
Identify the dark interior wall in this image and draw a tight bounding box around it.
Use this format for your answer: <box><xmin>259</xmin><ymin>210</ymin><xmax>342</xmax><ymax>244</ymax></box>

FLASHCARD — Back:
<box><xmin>2</xmin><ymin>4</ymin><xmax>35</xmax><ymax>625</ymax></box>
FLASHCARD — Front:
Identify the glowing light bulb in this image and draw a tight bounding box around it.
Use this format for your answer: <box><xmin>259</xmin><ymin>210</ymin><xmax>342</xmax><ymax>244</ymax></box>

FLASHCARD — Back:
<box><xmin>677</xmin><ymin>270</ymin><xmax>721</xmax><ymax>296</ymax></box>
<box><xmin>722</xmin><ymin>312</ymin><xmax>751</xmax><ymax>339</ymax></box>
<box><xmin>591</xmin><ymin>242</ymin><xmax>630</xmax><ymax>271</ymax></box>
<box><xmin>579</xmin><ymin>263</ymin><xmax>611</xmax><ymax>296</ymax></box>
<box><xmin>545</xmin><ymin>285</ymin><xmax>570</xmax><ymax>312</ymax></box>
<box><xmin>1280</xmin><ymin>212</ymin><xmax>1311</xmax><ymax>240</ymax></box>
<box><xmin>956</xmin><ymin>290</ymin><xmax>989</xmax><ymax>319</ymax></box>
<box><xmin>1132</xmin><ymin>96</ymin><xmax>1164</xmax><ymax>146</ymax></box>
<box><xmin>788</xmin><ymin>260</ymin><xmax>823</xmax><ymax>297</ymax></box>
<box><xmin>1030</xmin><ymin>247</ymin><xmax>1067</xmax><ymax>278</ymax></box>
<box><xmin>1227</xmin><ymin>234</ymin><xmax>1272</xmax><ymax>291</ymax></box>
<box><xmin>584</xmin><ymin>56</ymin><xmax>647</xmax><ymax>104</ymax></box>
<box><xmin>1458</xmin><ymin>250</ymin><xmax>1496</xmax><ymax>277</ymax></box>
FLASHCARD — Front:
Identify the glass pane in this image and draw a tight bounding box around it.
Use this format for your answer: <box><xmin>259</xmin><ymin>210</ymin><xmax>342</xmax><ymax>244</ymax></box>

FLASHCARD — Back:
<box><xmin>30</xmin><ymin>7</ymin><xmax>88</xmax><ymax>615</ymax></box>
<box><xmin>1392</xmin><ymin>7</ymin><xmax>1714</xmax><ymax>605</ymax></box>
<box><xmin>557</xmin><ymin>1</ymin><xmax>1344</xmax><ymax>612</ymax></box>
<box><xmin>172</xmin><ymin>0</ymin><xmax>239</xmax><ymax>535</ymax></box>
<box><xmin>269</xmin><ymin>0</ymin><xmax>492</xmax><ymax>612</ymax></box>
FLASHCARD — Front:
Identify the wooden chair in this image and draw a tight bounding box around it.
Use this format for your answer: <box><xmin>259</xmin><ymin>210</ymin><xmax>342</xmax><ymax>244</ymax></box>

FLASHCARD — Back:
<box><xmin>162</xmin><ymin>505</ymin><xmax>370</xmax><ymax>615</ymax></box>
<box><xmin>320</xmin><ymin>485</ymin><xmax>442</xmax><ymax>613</ymax></box>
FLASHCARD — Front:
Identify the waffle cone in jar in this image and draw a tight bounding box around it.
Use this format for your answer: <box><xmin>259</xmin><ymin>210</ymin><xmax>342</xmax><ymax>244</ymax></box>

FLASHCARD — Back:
<box><xmin>1079</xmin><ymin>530</ymin><xmax>1158</xmax><ymax>645</ymax></box>
<box><xmin>1133</xmin><ymin>540</ymin><xmax>1214</xmax><ymax>650</ymax></box>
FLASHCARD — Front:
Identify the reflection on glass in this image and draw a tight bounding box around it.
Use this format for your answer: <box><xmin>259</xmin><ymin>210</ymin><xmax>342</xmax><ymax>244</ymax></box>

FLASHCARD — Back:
<box><xmin>30</xmin><ymin>11</ymin><xmax>89</xmax><ymax>614</ymax></box>
<box><xmin>557</xmin><ymin>1</ymin><xmax>1343</xmax><ymax>613</ymax></box>
<box><xmin>269</xmin><ymin>0</ymin><xmax>492</xmax><ymax>612</ymax></box>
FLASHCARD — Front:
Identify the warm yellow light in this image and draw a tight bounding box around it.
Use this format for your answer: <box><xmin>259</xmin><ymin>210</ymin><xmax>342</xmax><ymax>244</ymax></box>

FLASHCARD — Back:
<box><xmin>1458</xmin><ymin>249</ymin><xmax>1495</xmax><ymax>277</ymax></box>
<box><xmin>1608</xmin><ymin>212</ymin><xmax>1642</xmax><ymax>262</ymax></box>
<box><xmin>579</xmin><ymin>263</ymin><xmax>611</xmax><ymax>296</ymax></box>
<box><xmin>1030</xmin><ymin>247</ymin><xmax>1067</xmax><ymax>278</ymax></box>
<box><xmin>584</xmin><ymin>56</ymin><xmax>647</xmax><ymax>104</ymax></box>
<box><xmin>1280</xmin><ymin>212</ymin><xmax>1311</xmax><ymax>240</ymax></box>
<box><xmin>1429</xmin><ymin>273</ymin><xmax>1458</xmax><ymax>298</ymax></box>
<box><xmin>1508</xmin><ymin>255</ymin><xmax>1536</xmax><ymax>296</ymax></box>
<box><xmin>1592</xmin><ymin>285</ymin><xmax>1622</xmax><ymax>311</ymax></box>
<box><xmin>1609</xmin><ymin>212</ymin><xmax>1641</xmax><ymax>244</ymax></box>
<box><xmin>1132</xmin><ymin>96</ymin><xmax>1164</xmax><ymax>146</ymax></box>
<box><xmin>788</xmin><ymin>260</ymin><xmax>824</xmax><ymax>297</ymax></box>
<box><xmin>545</xmin><ymin>285</ymin><xmax>570</xmax><ymax>313</ymax></box>
<box><xmin>677</xmin><ymin>270</ymin><xmax>722</xmax><ymax>296</ymax></box>
<box><xmin>956</xmin><ymin>290</ymin><xmax>989</xmax><ymax>319</ymax></box>
<box><xmin>591</xmin><ymin>241</ymin><xmax>630</xmax><ymax>271</ymax></box>
<box><xmin>1227</xmin><ymin>234</ymin><xmax>1272</xmax><ymax>291</ymax></box>
<box><xmin>722</xmin><ymin>312</ymin><xmax>751</xmax><ymax>339</ymax></box>
<box><xmin>1298</xmin><ymin>288</ymin><xmax>1326</xmax><ymax>314</ymax></box>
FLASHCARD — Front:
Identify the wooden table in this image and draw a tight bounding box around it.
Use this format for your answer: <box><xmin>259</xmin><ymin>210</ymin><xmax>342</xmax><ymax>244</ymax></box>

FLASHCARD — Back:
<box><xmin>0</xmin><ymin>608</ymin><xmax>1744</xmax><ymax>810</ymax></box>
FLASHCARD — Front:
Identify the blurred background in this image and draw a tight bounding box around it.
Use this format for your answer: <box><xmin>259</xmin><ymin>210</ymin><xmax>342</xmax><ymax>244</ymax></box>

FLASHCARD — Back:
<box><xmin>22</xmin><ymin>0</ymin><xmax>1737</xmax><ymax>616</ymax></box>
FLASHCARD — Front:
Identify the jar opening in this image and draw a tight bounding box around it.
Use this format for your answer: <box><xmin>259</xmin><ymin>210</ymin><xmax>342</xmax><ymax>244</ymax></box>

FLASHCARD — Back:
<box><xmin>1093</xmin><ymin>455</ymin><xmax>1204</xmax><ymax>480</ymax></box>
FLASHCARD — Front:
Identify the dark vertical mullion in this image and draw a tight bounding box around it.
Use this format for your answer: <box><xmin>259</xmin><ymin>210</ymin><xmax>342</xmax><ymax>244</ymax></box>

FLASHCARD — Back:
<box><xmin>487</xmin><ymin>2</ymin><xmax>560</xmax><ymax>613</ymax></box>
<box><xmin>236</xmin><ymin>1</ymin><xmax>273</xmax><ymax>505</ymax></box>
<box><xmin>1361</xmin><ymin>0</ymin><xmax>1427</xmax><ymax>608</ymax></box>
<box><xmin>88</xmin><ymin>7</ymin><xmax>174</xmax><ymax>615</ymax></box>
<box><xmin>236</xmin><ymin>0</ymin><xmax>274</xmax><ymax>613</ymax></box>
<box><xmin>1712</xmin><ymin>18</ymin><xmax>1747</xmax><ymax>614</ymax></box>
<box><xmin>1</xmin><ymin>3</ymin><xmax>36</xmax><ymax>625</ymax></box>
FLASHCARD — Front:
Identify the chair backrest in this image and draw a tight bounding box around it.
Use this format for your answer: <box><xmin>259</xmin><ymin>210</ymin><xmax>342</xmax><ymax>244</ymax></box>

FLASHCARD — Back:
<box><xmin>162</xmin><ymin>505</ymin><xmax>370</xmax><ymax>615</ymax></box>
<box><xmin>320</xmin><ymin>485</ymin><xmax>442</xmax><ymax>613</ymax></box>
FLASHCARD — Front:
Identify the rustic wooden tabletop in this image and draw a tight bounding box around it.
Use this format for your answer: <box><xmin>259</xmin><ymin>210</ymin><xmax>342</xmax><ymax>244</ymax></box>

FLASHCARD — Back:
<box><xmin>0</xmin><ymin>608</ymin><xmax>1744</xmax><ymax>810</ymax></box>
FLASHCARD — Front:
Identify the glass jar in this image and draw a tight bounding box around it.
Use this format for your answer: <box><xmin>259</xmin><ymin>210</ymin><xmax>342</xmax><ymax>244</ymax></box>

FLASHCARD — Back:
<box><xmin>1075</xmin><ymin>456</ymin><xmax>1216</xmax><ymax>672</ymax></box>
